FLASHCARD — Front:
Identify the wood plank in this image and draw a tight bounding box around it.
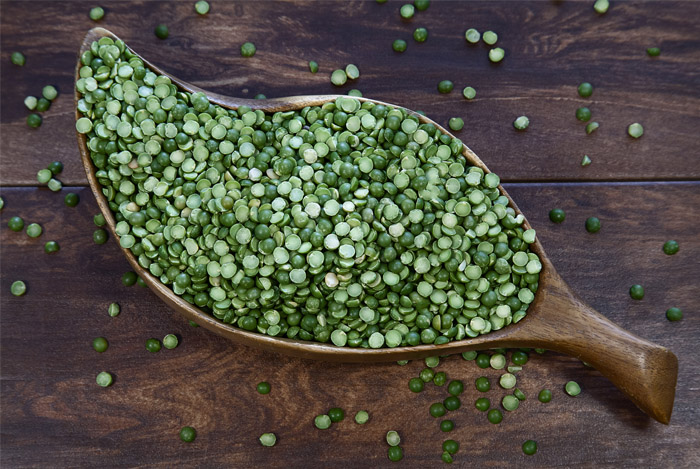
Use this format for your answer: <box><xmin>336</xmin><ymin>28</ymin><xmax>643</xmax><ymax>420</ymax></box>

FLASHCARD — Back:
<box><xmin>2</xmin><ymin>1</ymin><xmax>700</xmax><ymax>185</ymax></box>
<box><xmin>1</xmin><ymin>183</ymin><xmax>698</xmax><ymax>467</ymax></box>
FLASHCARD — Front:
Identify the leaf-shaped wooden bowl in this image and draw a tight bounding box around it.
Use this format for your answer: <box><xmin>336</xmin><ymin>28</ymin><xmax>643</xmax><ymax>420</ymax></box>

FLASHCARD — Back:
<box><xmin>77</xmin><ymin>28</ymin><xmax>677</xmax><ymax>423</ymax></box>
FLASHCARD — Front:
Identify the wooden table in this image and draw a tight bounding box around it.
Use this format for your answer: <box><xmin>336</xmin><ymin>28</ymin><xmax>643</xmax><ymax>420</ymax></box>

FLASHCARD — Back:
<box><xmin>1</xmin><ymin>1</ymin><xmax>699</xmax><ymax>467</ymax></box>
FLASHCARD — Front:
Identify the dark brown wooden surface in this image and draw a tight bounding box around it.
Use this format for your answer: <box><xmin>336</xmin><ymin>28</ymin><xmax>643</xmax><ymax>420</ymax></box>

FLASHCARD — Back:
<box><xmin>1</xmin><ymin>1</ymin><xmax>699</xmax><ymax>468</ymax></box>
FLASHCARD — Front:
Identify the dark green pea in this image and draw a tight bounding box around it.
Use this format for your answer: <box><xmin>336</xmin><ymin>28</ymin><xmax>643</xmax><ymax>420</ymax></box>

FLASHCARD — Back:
<box><xmin>179</xmin><ymin>426</ymin><xmax>196</xmax><ymax>442</ymax></box>
<box><xmin>665</xmin><ymin>307</ymin><xmax>682</xmax><ymax>322</ymax></box>
<box><xmin>419</xmin><ymin>367</ymin><xmax>435</xmax><ymax>382</ymax></box>
<box><xmin>387</xmin><ymin>446</ymin><xmax>403</xmax><ymax>462</ymax></box>
<box><xmin>576</xmin><ymin>107</ymin><xmax>592</xmax><ymax>122</ymax></box>
<box><xmin>413</xmin><ymin>27</ymin><xmax>428</xmax><ymax>42</ymax></box>
<box><xmin>475</xmin><ymin>376</ymin><xmax>490</xmax><ymax>392</ymax></box>
<box><xmin>440</xmin><ymin>419</ymin><xmax>454</xmax><ymax>432</ymax></box>
<box><xmin>629</xmin><ymin>284</ymin><xmax>644</xmax><ymax>300</ymax></box>
<box><xmin>662</xmin><ymin>240</ymin><xmax>679</xmax><ymax>255</ymax></box>
<box><xmin>475</xmin><ymin>353</ymin><xmax>490</xmax><ymax>369</ymax></box>
<box><xmin>487</xmin><ymin>409</ymin><xmax>503</xmax><ymax>424</ymax></box>
<box><xmin>475</xmin><ymin>397</ymin><xmax>490</xmax><ymax>412</ymax></box>
<box><xmin>328</xmin><ymin>407</ymin><xmax>345</xmax><ymax>422</ymax></box>
<box><xmin>93</xmin><ymin>228</ymin><xmax>108</xmax><ymax>244</ymax></box>
<box><xmin>36</xmin><ymin>98</ymin><xmax>51</xmax><ymax>112</ymax></box>
<box><xmin>27</xmin><ymin>113</ymin><xmax>42</xmax><ymax>128</ymax></box>
<box><xmin>93</xmin><ymin>337</ymin><xmax>109</xmax><ymax>353</ymax></box>
<box><xmin>429</xmin><ymin>402</ymin><xmax>447</xmax><ymax>418</ymax></box>
<box><xmin>585</xmin><ymin>217</ymin><xmax>601</xmax><ymax>233</ymax></box>
<box><xmin>8</xmin><ymin>216</ymin><xmax>24</xmax><ymax>232</ymax></box>
<box><xmin>577</xmin><ymin>82</ymin><xmax>593</xmax><ymax>98</ymax></box>
<box><xmin>154</xmin><ymin>24</ymin><xmax>169</xmax><ymax>39</ymax></box>
<box><xmin>646</xmin><ymin>47</ymin><xmax>660</xmax><ymax>57</ymax></box>
<box><xmin>522</xmin><ymin>440</ymin><xmax>538</xmax><ymax>455</ymax></box>
<box><xmin>414</xmin><ymin>0</ymin><xmax>430</xmax><ymax>10</ymax></box>
<box><xmin>447</xmin><ymin>379</ymin><xmax>464</xmax><ymax>396</ymax></box>
<box><xmin>48</xmin><ymin>161</ymin><xmax>64</xmax><ymax>175</ymax></box>
<box><xmin>549</xmin><ymin>208</ymin><xmax>565</xmax><ymax>223</ymax></box>
<box><xmin>64</xmin><ymin>192</ymin><xmax>80</xmax><ymax>207</ymax></box>
<box><xmin>121</xmin><ymin>271</ymin><xmax>138</xmax><ymax>286</ymax></box>
<box><xmin>438</xmin><ymin>80</ymin><xmax>454</xmax><ymax>94</ymax></box>
<box><xmin>443</xmin><ymin>396</ymin><xmax>461</xmax><ymax>411</ymax></box>
<box><xmin>443</xmin><ymin>439</ymin><xmax>459</xmax><ymax>455</ymax></box>
<box><xmin>433</xmin><ymin>371</ymin><xmax>447</xmax><ymax>386</ymax></box>
<box><xmin>11</xmin><ymin>51</ymin><xmax>26</xmax><ymax>66</ymax></box>
<box><xmin>511</xmin><ymin>350</ymin><xmax>529</xmax><ymax>365</ymax></box>
<box><xmin>408</xmin><ymin>377</ymin><xmax>424</xmax><ymax>392</ymax></box>
<box><xmin>44</xmin><ymin>240</ymin><xmax>60</xmax><ymax>253</ymax></box>
<box><xmin>392</xmin><ymin>39</ymin><xmax>407</xmax><ymax>53</ymax></box>
<box><xmin>145</xmin><ymin>338</ymin><xmax>161</xmax><ymax>353</ymax></box>
<box><xmin>538</xmin><ymin>389</ymin><xmax>552</xmax><ymax>403</ymax></box>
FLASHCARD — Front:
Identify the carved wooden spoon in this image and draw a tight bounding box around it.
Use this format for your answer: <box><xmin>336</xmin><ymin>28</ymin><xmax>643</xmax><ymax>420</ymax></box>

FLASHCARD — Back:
<box><xmin>77</xmin><ymin>28</ymin><xmax>678</xmax><ymax>424</ymax></box>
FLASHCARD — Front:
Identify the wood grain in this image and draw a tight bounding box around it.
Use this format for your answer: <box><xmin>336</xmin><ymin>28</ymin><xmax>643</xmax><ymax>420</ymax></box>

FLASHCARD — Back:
<box><xmin>1</xmin><ymin>183</ymin><xmax>698</xmax><ymax>467</ymax></box>
<box><xmin>2</xmin><ymin>1</ymin><xmax>700</xmax><ymax>185</ymax></box>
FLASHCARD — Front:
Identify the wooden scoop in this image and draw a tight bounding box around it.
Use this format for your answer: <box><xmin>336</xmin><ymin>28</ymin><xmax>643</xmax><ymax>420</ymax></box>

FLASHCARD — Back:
<box><xmin>77</xmin><ymin>28</ymin><xmax>678</xmax><ymax>424</ymax></box>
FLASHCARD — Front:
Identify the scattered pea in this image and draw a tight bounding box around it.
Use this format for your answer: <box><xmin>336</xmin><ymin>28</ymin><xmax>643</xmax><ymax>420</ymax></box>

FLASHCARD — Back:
<box><xmin>330</xmin><ymin>69</ymin><xmax>347</xmax><ymax>86</ymax></box>
<box><xmin>475</xmin><ymin>376</ymin><xmax>490</xmax><ymax>392</ymax></box>
<box><xmin>64</xmin><ymin>192</ymin><xmax>80</xmax><ymax>207</ymax></box>
<box><xmin>465</xmin><ymin>28</ymin><xmax>480</xmax><ymax>44</ymax></box>
<box><xmin>26</xmin><ymin>223</ymin><xmax>42</xmax><ymax>238</ymax></box>
<box><xmin>522</xmin><ymin>439</ymin><xmax>538</xmax><ymax>455</ymax></box>
<box><xmin>414</xmin><ymin>0</ymin><xmax>430</xmax><ymax>11</ymax></box>
<box><xmin>154</xmin><ymin>24</ymin><xmax>169</xmax><ymax>40</ymax></box>
<box><xmin>240</xmin><ymin>42</ymin><xmax>256</xmax><ymax>57</ymax></box>
<box><xmin>96</xmin><ymin>371</ymin><xmax>113</xmax><ymax>387</ymax></box>
<box><xmin>328</xmin><ymin>407</ymin><xmax>345</xmax><ymax>423</ymax></box>
<box><xmin>647</xmin><ymin>47</ymin><xmax>660</xmax><ymax>57</ymax></box>
<box><xmin>44</xmin><ymin>241</ymin><xmax>60</xmax><ymax>253</ymax></box>
<box><xmin>447</xmin><ymin>380</ymin><xmax>464</xmax><ymax>396</ymax></box>
<box><xmin>93</xmin><ymin>337</ymin><xmax>109</xmax><ymax>353</ymax></box>
<box><xmin>462</xmin><ymin>86</ymin><xmax>476</xmax><ymax>100</ymax></box>
<box><xmin>500</xmin><ymin>373</ymin><xmax>517</xmax><ymax>389</ymax></box>
<box><xmin>47</xmin><ymin>178</ymin><xmax>62</xmax><ymax>192</ymax></box>
<box><xmin>488</xmin><ymin>47</ymin><xmax>505</xmax><ymax>63</ymax></box>
<box><xmin>581</xmin><ymin>155</ymin><xmax>592</xmax><ymax>166</ymax></box>
<box><xmin>482</xmin><ymin>31</ymin><xmax>498</xmax><ymax>45</ymax></box>
<box><xmin>93</xmin><ymin>213</ymin><xmax>106</xmax><ymax>226</ymax></box>
<box><xmin>629</xmin><ymin>284</ymin><xmax>644</xmax><ymax>300</ymax></box>
<box><xmin>662</xmin><ymin>240</ymin><xmax>679</xmax><ymax>255</ymax></box>
<box><xmin>475</xmin><ymin>353</ymin><xmax>491</xmax><ymax>369</ymax></box>
<box><xmin>8</xmin><ymin>216</ymin><xmax>25</xmax><ymax>232</ymax></box>
<box><xmin>513</xmin><ymin>116</ymin><xmax>529</xmax><ymax>130</ymax></box>
<box><xmin>511</xmin><ymin>350</ymin><xmax>529</xmax><ymax>365</ymax></box>
<box><xmin>475</xmin><ymin>397</ymin><xmax>490</xmax><ymax>412</ymax></box>
<box><xmin>108</xmin><ymin>302</ymin><xmax>120</xmax><ymax>317</ymax></box>
<box><xmin>437</xmin><ymin>80</ymin><xmax>454</xmax><ymax>94</ymax></box>
<box><xmin>440</xmin><ymin>419</ymin><xmax>454</xmax><ymax>432</ymax></box>
<box><xmin>163</xmin><ymin>334</ymin><xmax>179</xmax><ymax>349</ymax></box>
<box><xmin>314</xmin><ymin>414</ymin><xmax>331</xmax><ymax>429</ymax></box>
<box><xmin>442</xmin><ymin>439</ymin><xmax>459</xmax><ymax>455</ymax></box>
<box><xmin>386</xmin><ymin>430</ymin><xmax>401</xmax><ymax>446</ymax></box>
<box><xmin>628</xmin><ymin>123</ymin><xmax>644</xmax><ymax>138</ymax></box>
<box><xmin>24</xmin><ymin>96</ymin><xmax>37</xmax><ymax>110</ymax></box>
<box><xmin>27</xmin><ymin>113</ymin><xmax>42</xmax><ymax>128</ymax></box>
<box><xmin>409</xmin><ymin>377</ymin><xmax>424</xmax><ymax>392</ymax></box>
<box><xmin>179</xmin><ymin>426</ymin><xmax>196</xmax><ymax>442</ymax></box>
<box><xmin>538</xmin><ymin>389</ymin><xmax>552</xmax><ymax>403</ymax></box>
<box><xmin>11</xmin><ymin>51</ymin><xmax>26</xmax><ymax>66</ymax></box>
<box><xmin>442</xmin><ymin>452</ymin><xmax>453</xmax><ymax>464</ymax></box>
<box><xmin>145</xmin><ymin>338</ymin><xmax>162</xmax><ymax>353</ymax></box>
<box><xmin>93</xmin><ymin>228</ymin><xmax>108</xmax><ymax>244</ymax></box>
<box><xmin>259</xmin><ymin>432</ymin><xmax>276</xmax><ymax>447</ymax></box>
<box><xmin>355</xmin><ymin>410</ymin><xmax>370</xmax><ymax>424</ymax></box>
<box><xmin>399</xmin><ymin>4</ymin><xmax>415</xmax><ymax>19</ymax></box>
<box><xmin>194</xmin><ymin>1</ymin><xmax>210</xmax><ymax>15</ymax></box>
<box><xmin>577</xmin><ymin>82</ymin><xmax>593</xmax><ymax>97</ymax></box>
<box><xmin>487</xmin><ymin>409</ymin><xmax>503</xmax><ymax>424</ymax></box>
<box><xmin>37</xmin><ymin>169</ymin><xmax>52</xmax><ymax>184</ymax></box>
<box><xmin>549</xmin><ymin>208</ymin><xmax>566</xmax><ymax>223</ymax></box>
<box><xmin>413</xmin><ymin>27</ymin><xmax>428</xmax><ymax>42</ymax></box>
<box><xmin>565</xmin><ymin>380</ymin><xmax>581</xmax><ymax>396</ymax></box>
<box><xmin>89</xmin><ymin>6</ymin><xmax>105</xmax><ymax>21</ymax></box>
<box><xmin>429</xmin><ymin>402</ymin><xmax>447</xmax><ymax>418</ymax></box>
<box><xmin>42</xmin><ymin>85</ymin><xmax>58</xmax><ymax>101</ymax></box>
<box><xmin>665</xmin><ymin>307</ymin><xmax>682</xmax><ymax>322</ymax></box>
<box><xmin>448</xmin><ymin>117</ymin><xmax>464</xmax><ymax>131</ymax></box>
<box><xmin>514</xmin><ymin>388</ymin><xmax>527</xmax><ymax>401</ymax></box>
<box><xmin>11</xmin><ymin>280</ymin><xmax>27</xmax><ymax>296</ymax></box>
<box><xmin>36</xmin><ymin>98</ymin><xmax>51</xmax><ymax>112</ymax></box>
<box><xmin>502</xmin><ymin>395</ymin><xmax>520</xmax><ymax>411</ymax></box>
<box><xmin>585</xmin><ymin>217</ymin><xmax>601</xmax><ymax>233</ymax></box>
<box><xmin>594</xmin><ymin>0</ymin><xmax>609</xmax><ymax>14</ymax></box>
<box><xmin>433</xmin><ymin>371</ymin><xmax>447</xmax><ymax>386</ymax></box>
<box><xmin>462</xmin><ymin>351</ymin><xmax>477</xmax><ymax>360</ymax></box>
<box><xmin>308</xmin><ymin>60</ymin><xmax>318</xmax><ymax>73</ymax></box>
<box><xmin>576</xmin><ymin>107</ymin><xmax>592</xmax><ymax>122</ymax></box>
<box><xmin>586</xmin><ymin>122</ymin><xmax>599</xmax><ymax>134</ymax></box>
<box><xmin>48</xmin><ymin>161</ymin><xmax>63</xmax><ymax>175</ymax></box>
<box><xmin>443</xmin><ymin>396</ymin><xmax>461</xmax><ymax>411</ymax></box>
<box><xmin>345</xmin><ymin>64</ymin><xmax>360</xmax><ymax>80</ymax></box>
<box><xmin>392</xmin><ymin>39</ymin><xmax>407</xmax><ymax>53</ymax></box>
<box><xmin>387</xmin><ymin>446</ymin><xmax>403</xmax><ymax>462</ymax></box>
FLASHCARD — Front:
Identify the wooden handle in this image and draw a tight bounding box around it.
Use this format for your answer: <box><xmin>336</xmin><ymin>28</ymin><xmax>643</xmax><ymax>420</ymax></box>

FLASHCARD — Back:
<box><xmin>518</xmin><ymin>265</ymin><xmax>678</xmax><ymax>424</ymax></box>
